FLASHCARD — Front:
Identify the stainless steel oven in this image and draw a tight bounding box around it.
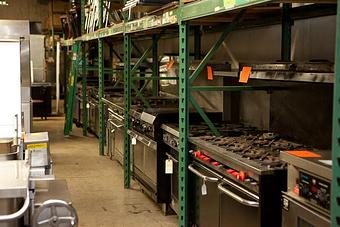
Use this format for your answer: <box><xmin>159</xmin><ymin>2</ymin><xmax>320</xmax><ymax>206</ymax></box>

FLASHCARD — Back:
<box><xmin>282</xmin><ymin>193</ymin><xmax>330</xmax><ymax>227</ymax></box>
<box><xmin>106</xmin><ymin>108</ymin><xmax>124</xmax><ymax>165</ymax></box>
<box><xmin>128</xmin><ymin>129</ymin><xmax>158</xmax><ymax>200</ymax></box>
<box><xmin>189</xmin><ymin>161</ymin><xmax>260</xmax><ymax>227</ymax></box>
<box><xmin>88</xmin><ymin>97</ymin><xmax>99</xmax><ymax>136</ymax></box>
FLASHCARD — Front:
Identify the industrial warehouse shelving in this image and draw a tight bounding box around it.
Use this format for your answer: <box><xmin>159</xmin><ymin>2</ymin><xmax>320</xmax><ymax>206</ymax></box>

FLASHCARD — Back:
<box><xmin>61</xmin><ymin>1</ymin><xmax>340</xmax><ymax>226</ymax></box>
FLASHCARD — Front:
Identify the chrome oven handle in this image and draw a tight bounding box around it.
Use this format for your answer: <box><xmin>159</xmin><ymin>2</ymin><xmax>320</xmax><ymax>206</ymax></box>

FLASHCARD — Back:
<box><xmin>139</xmin><ymin>136</ymin><xmax>153</xmax><ymax>147</ymax></box>
<box><xmin>108</xmin><ymin>120</ymin><xmax>124</xmax><ymax>129</ymax></box>
<box><xmin>166</xmin><ymin>154</ymin><xmax>179</xmax><ymax>163</ymax></box>
<box><xmin>108</xmin><ymin>108</ymin><xmax>124</xmax><ymax>121</ymax></box>
<box><xmin>217</xmin><ymin>183</ymin><xmax>259</xmax><ymax>208</ymax></box>
<box><xmin>188</xmin><ymin>164</ymin><xmax>219</xmax><ymax>183</ymax></box>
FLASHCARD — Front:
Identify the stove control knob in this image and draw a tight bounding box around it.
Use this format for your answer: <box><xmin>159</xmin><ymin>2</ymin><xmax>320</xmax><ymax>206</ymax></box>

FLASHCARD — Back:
<box><xmin>170</xmin><ymin>140</ymin><xmax>177</xmax><ymax>148</ymax></box>
<box><xmin>237</xmin><ymin>171</ymin><xmax>246</xmax><ymax>182</ymax></box>
<box><xmin>142</xmin><ymin>124</ymin><xmax>147</xmax><ymax>132</ymax></box>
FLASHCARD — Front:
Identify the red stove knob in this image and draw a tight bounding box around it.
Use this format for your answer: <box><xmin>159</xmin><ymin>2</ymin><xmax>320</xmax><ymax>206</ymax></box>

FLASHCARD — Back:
<box><xmin>227</xmin><ymin>169</ymin><xmax>235</xmax><ymax>174</ymax></box>
<box><xmin>194</xmin><ymin>151</ymin><xmax>201</xmax><ymax>158</ymax></box>
<box><xmin>203</xmin><ymin>157</ymin><xmax>211</xmax><ymax>162</ymax></box>
<box><xmin>212</xmin><ymin>162</ymin><xmax>220</xmax><ymax>166</ymax></box>
<box><xmin>232</xmin><ymin>172</ymin><xmax>239</xmax><ymax>178</ymax></box>
<box><xmin>237</xmin><ymin>171</ymin><xmax>246</xmax><ymax>181</ymax></box>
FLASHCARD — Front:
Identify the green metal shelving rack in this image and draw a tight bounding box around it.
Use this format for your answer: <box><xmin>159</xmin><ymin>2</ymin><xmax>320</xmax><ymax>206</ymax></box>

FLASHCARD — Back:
<box><xmin>61</xmin><ymin>1</ymin><xmax>340</xmax><ymax>226</ymax></box>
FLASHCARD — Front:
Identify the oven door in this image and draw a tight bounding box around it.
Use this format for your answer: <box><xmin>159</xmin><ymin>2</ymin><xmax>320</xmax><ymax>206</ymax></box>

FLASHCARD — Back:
<box><xmin>106</xmin><ymin>110</ymin><xmax>124</xmax><ymax>165</ymax></box>
<box><xmin>188</xmin><ymin>162</ymin><xmax>221</xmax><ymax>227</ymax></box>
<box><xmin>282</xmin><ymin>193</ymin><xmax>330</xmax><ymax>227</ymax></box>
<box><xmin>165</xmin><ymin>150</ymin><xmax>179</xmax><ymax>214</ymax></box>
<box><xmin>88</xmin><ymin>99</ymin><xmax>97</xmax><ymax>134</ymax></box>
<box><xmin>128</xmin><ymin>130</ymin><xmax>158</xmax><ymax>194</ymax></box>
<box><xmin>218</xmin><ymin>178</ymin><xmax>260</xmax><ymax>227</ymax></box>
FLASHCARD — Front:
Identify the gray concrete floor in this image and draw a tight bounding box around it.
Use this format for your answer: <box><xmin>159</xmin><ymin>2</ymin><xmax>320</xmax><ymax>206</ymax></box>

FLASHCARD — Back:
<box><xmin>33</xmin><ymin>117</ymin><xmax>178</xmax><ymax>227</ymax></box>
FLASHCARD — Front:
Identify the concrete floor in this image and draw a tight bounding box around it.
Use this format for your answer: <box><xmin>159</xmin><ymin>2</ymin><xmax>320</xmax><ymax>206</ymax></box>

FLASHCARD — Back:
<box><xmin>33</xmin><ymin>117</ymin><xmax>178</xmax><ymax>227</ymax></box>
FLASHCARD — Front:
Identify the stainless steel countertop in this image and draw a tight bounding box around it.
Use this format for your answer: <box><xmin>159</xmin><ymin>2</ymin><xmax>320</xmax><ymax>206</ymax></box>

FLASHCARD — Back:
<box><xmin>0</xmin><ymin>160</ymin><xmax>30</xmax><ymax>198</ymax></box>
<box><xmin>280</xmin><ymin>150</ymin><xmax>332</xmax><ymax>180</ymax></box>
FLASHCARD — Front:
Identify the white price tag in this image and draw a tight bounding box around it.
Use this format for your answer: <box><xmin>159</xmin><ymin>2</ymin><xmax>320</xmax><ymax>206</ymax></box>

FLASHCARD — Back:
<box><xmin>131</xmin><ymin>137</ymin><xmax>137</xmax><ymax>145</ymax></box>
<box><xmin>201</xmin><ymin>182</ymin><xmax>207</xmax><ymax>196</ymax></box>
<box><xmin>165</xmin><ymin>159</ymin><xmax>173</xmax><ymax>174</ymax></box>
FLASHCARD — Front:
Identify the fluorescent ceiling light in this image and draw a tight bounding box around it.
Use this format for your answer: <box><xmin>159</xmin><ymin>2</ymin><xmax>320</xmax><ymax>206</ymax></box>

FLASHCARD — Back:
<box><xmin>0</xmin><ymin>1</ymin><xmax>9</xmax><ymax>6</ymax></box>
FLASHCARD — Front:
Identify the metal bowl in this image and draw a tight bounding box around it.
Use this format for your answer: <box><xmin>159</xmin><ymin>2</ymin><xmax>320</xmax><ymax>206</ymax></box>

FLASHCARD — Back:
<box><xmin>0</xmin><ymin>138</ymin><xmax>18</xmax><ymax>161</ymax></box>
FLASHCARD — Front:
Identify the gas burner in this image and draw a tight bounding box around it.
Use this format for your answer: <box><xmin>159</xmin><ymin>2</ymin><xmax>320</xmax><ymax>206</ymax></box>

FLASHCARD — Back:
<box><xmin>196</xmin><ymin>132</ymin><xmax>304</xmax><ymax>168</ymax></box>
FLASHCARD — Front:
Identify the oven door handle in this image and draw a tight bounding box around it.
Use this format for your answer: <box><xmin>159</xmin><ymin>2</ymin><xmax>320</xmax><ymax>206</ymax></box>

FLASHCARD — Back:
<box><xmin>127</xmin><ymin>130</ymin><xmax>156</xmax><ymax>149</ymax></box>
<box><xmin>166</xmin><ymin>153</ymin><xmax>178</xmax><ymax>163</ymax></box>
<box><xmin>108</xmin><ymin>108</ymin><xmax>124</xmax><ymax>121</ymax></box>
<box><xmin>188</xmin><ymin>164</ymin><xmax>219</xmax><ymax>183</ymax></box>
<box><xmin>218</xmin><ymin>183</ymin><xmax>259</xmax><ymax>208</ymax></box>
<box><xmin>108</xmin><ymin>120</ymin><xmax>124</xmax><ymax>129</ymax></box>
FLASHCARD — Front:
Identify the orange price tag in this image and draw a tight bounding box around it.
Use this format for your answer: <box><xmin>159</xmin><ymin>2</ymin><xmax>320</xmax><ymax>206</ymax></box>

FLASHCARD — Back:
<box><xmin>286</xmin><ymin>150</ymin><xmax>321</xmax><ymax>158</ymax></box>
<box><xmin>239</xmin><ymin>66</ymin><xmax>252</xmax><ymax>83</ymax></box>
<box><xmin>167</xmin><ymin>59</ymin><xmax>175</xmax><ymax>69</ymax></box>
<box><xmin>207</xmin><ymin>66</ymin><xmax>213</xmax><ymax>80</ymax></box>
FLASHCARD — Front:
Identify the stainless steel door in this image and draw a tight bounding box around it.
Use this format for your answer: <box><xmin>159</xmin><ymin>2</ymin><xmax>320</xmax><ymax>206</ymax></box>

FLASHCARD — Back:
<box><xmin>166</xmin><ymin>152</ymin><xmax>179</xmax><ymax>214</ymax></box>
<box><xmin>129</xmin><ymin>130</ymin><xmax>157</xmax><ymax>190</ymax></box>
<box><xmin>219</xmin><ymin>178</ymin><xmax>260</xmax><ymax>227</ymax></box>
<box><xmin>114</xmin><ymin>127</ymin><xmax>124</xmax><ymax>165</ymax></box>
<box><xmin>88</xmin><ymin>100</ymin><xmax>96</xmax><ymax>133</ymax></box>
<box><xmin>188</xmin><ymin>162</ymin><xmax>221</xmax><ymax>227</ymax></box>
<box><xmin>282</xmin><ymin>194</ymin><xmax>330</xmax><ymax>227</ymax></box>
<box><xmin>106</xmin><ymin>121</ymin><xmax>115</xmax><ymax>159</ymax></box>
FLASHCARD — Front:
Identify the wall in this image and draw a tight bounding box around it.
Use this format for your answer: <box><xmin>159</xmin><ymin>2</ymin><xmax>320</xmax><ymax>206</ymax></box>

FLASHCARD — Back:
<box><xmin>0</xmin><ymin>0</ymin><xmax>49</xmax><ymax>23</ymax></box>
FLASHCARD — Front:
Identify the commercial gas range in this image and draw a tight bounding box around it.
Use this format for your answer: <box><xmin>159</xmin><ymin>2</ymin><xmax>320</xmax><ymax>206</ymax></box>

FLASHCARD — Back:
<box><xmin>162</xmin><ymin>123</ymin><xmax>305</xmax><ymax>226</ymax></box>
<box><xmin>127</xmin><ymin>97</ymin><xmax>180</xmax><ymax>214</ymax></box>
<box><xmin>103</xmin><ymin>96</ymin><xmax>172</xmax><ymax>164</ymax></box>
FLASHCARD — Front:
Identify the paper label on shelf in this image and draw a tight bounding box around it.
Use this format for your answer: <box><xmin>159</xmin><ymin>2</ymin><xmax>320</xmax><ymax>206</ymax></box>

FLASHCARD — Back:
<box><xmin>286</xmin><ymin>150</ymin><xmax>321</xmax><ymax>158</ymax></box>
<box><xmin>224</xmin><ymin>0</ymin><xmax>235</xmax><ymax>9</ymax></box>
<box><xmin>319</xmin><ymin>160</ymin><xmax>332</xmax><ymax>166</ymax></box>
<box><xmin>239</xmin><ymin>66</ymin><xmax>252</xmax><ymax>83</ymax></box>
<box><xmin>131</xmin><ymin>137</ymin><xmax>137</xmax><ymax>145</ymax></box>
<box><xmin>165</xmin><ymin>159</ymin><xmax>173</xmax><ymax>174</ymax></box>
<box><xmin>207</xmin><ymin>66</ymin><xmax>213</xmax><ymax>80</ymax></box>
<box><xmin>201</xmin><ymin>182</ymin><xmax>207</xmax><ymax>196</ymax></box>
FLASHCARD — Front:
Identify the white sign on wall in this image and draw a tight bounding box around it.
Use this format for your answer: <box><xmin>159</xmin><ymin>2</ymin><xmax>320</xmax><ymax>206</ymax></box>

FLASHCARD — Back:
<box><xmin>0</xmin><ymin>41</ymin><xmax>21</xmax><ymax>138</ymax></box>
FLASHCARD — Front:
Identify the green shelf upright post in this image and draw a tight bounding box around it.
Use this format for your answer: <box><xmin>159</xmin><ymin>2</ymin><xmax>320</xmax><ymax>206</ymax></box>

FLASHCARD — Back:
<box><xmin>123</xmin><ymin>34</ymin><xmax>132</xmax><ymax>188</ymax></box>
<box><xmin>98</xmin><ymin>0</ymin><xmax>105</xmax><ymax>155</ymax></box>
<box><xmin>64</xmin><ymin>42</ymin><xmax>81</xmax><ymax>136</ymax></box>
<box><xmin>178</xmin><ymin>21</ymin><xmax>189</xmax><ymax>227</ymax></box>
<box><xmin>123</xmin><ymin>0</ymin><xmax>132</xmax><ymax>188</ymax></box>
<box><xmin>81</xmin><ymin>0</ymin><xmax>88</xmax><ymax>136</ymax></box>
<box><xmin>331</xmin><ymin>2</ymin><xmax>340</xmax><ymax>226</ymax></box>
<box><xmin>152</xmin><ymin>35</ymin><xmax>159</xmax><ymax>96</ymax></box>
